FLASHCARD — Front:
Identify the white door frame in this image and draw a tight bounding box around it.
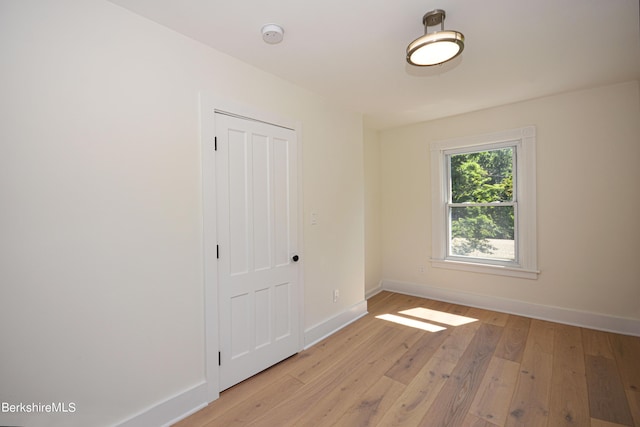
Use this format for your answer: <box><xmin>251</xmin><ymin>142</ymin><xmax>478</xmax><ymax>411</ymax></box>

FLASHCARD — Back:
<box><xmin>200</xmin><ymin>93</ymin><xmax>304</xmax><ymax>402</ymax></box>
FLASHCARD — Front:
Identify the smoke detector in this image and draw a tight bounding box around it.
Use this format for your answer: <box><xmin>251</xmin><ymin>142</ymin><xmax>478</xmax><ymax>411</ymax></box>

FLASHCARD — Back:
<box><xmin>262</xmin><ymin>24</ymin><xmax>284</xmax><ymax>44</ymax></box>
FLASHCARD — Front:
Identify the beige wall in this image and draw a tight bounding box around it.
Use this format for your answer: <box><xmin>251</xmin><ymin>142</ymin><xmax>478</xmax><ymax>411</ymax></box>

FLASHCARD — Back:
<box><xmin>379</xmin><ymin>80</ymin><xmax>640</xmax><ymax>322</ymax></box>
<box><xmin>364</xmin><ymin>127</ymin><xmax>382</xmax><ymax>295</ymax></box>
<box><xmin>0</xmin><ymin>1</ymin><xmax>363</xmax><ymax>426</ymax></box>
<box><xmin>302</xmin><ymin>109</ymin><xmax>365</xmax><ymax>325</ymax></box>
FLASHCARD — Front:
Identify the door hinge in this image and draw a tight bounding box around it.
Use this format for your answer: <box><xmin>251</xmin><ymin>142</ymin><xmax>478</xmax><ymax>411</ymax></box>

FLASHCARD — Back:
<box><xmin>216</xmin><ymin>245</ymin><xmax>219</xmax><ymax>259</ymax></box>
<box><xmin>214</xmin><ymin>136</ymin><xmax>217</xmax><ymax>151</ymax></box>
<box><xmin>218</xmin><ymin>351</ymin><xmax>221</xmax><ymax>366</ymax></box>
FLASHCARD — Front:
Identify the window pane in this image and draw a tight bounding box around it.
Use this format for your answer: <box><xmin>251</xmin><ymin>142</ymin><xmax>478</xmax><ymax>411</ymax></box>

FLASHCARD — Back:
<box><xmin>450</xmin><ymin>206</ymin><xmax>515</xmax><ymax>261</ymax></box>
<box><xmin>450</xmin><ymin>148</ymin><xmax>513</xmax><ymax>203</ymax></box>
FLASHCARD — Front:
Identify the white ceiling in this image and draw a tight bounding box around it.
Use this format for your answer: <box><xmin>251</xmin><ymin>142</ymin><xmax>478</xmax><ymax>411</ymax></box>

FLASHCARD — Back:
<box><xmin>109</xmin><ymin>0</ymin><xmax>640</xmax><ymax>130</ymax></box>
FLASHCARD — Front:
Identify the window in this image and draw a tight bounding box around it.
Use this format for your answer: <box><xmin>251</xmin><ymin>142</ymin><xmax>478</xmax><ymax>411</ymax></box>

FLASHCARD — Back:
<box><xmin>448</xmin><ymin>145</ymin><xmax>516</xmax><ymax>262</ymax></box>
<box><xmin>430</xmin><ymin>126</ymin><xmax>538</xmax><ymax>279</ymax></box>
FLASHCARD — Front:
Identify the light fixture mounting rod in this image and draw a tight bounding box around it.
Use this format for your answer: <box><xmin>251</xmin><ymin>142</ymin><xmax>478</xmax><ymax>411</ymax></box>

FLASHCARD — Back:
<box><xmin>423</xmin><ymin>9</ymin><xmax>446</xmax><ymax>30</ymax></box>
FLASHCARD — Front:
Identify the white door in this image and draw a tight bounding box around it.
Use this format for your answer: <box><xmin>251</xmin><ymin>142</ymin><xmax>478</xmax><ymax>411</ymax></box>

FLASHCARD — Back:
<box><xmin>215</xmin><ymin>112</ymin><xmax>300</xmax><ymax>391</ymax></box>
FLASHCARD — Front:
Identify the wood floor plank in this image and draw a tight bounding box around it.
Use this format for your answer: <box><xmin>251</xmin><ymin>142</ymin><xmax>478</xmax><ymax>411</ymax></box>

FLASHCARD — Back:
<box><xmin>376</xmin><ymin>352</ymin><xmax>458</xmax><ymax>426</ymax></box>
<box><xmin>529</xmin><ymin>319</ymin><xmax>556</xmax><ymax>353</ymax></box>
<box><xmin>441</xmin><ymin>301</ymin><xmax>474</xmax><ymax>316</ymax></box>
<box><xmin>376</xmin><ymin>321</ymin><xmax>482</xmax><ymax>426</ymax></box>
<box><xmin>585</xmin><ymin>354</ymin><xmax>634</xmax><ymax>426</ymax></box>
<box><xmin>505</xmin><ymin>320</ymin><xmax>555</xmax><ymax>427</ymax></box>
<box><xmin>625</xmin><ymin>389</ymin><xmax>640</xmax><ymax>427</ymax></box>
<box><xmin>437</xmin><ymin>321</ymin><xmax>483</xmax><ymax>365</ymax></box>
<box><xmin>590</xmin><ymin>419</ymin><xmax>632</xmax><ymax>427</ymax></box>
<box><xmin>366</xmin><ymin>291</ymin><xmax>393</xmax><ymax>312</ymax></box>
<box><xmin>548</xmin><ymin>364</ymin><xmax>590</xmax><ymax>427</ymax></box>
<box><xmin>289</xmin><ymin>312</ymin><xmax>388</xmax><ymax>385</ymax></box>
<box><xmin>548</xmin><ymin>324</ymin><xmax>590</xmax><ymax>427</ymax></box>
<box><xmin>582</xmin><ymin>328</ymin><xmax>615</xmax><ymax>358</ymax></box>
<box><xmin>609</xmin><ymin>333</ymin><xmax>640</xmax><ymax>394</ymax></box>
<box><xmin>494</xmin><ymin>315</ymin><xmax>531</xmax><ymax>363</ymax></box>
<box><xmin>241</xmin><ymin>326</ymin><xmax>396</xmax><ymax>427</ymax></box>
<box><xmin>469</xmin><ymin>356</ymin><xmax>520</xmax><ymax>426</ymax></box>
<box><xmin>290</xmin><ymin>326</ymin><xmax>420</xmax><ymax>427</ymax></box>
<box><xmin>461</xmin><ymin>413</ymin><xmax>499</xmax><ymax>427</ymax></box>
<box><xmin>465</xmin><ymin>306</ymin><xmax>510</xmax><ymax>327</ymax></box>
<box><xmin>201</xmin><ymin>375</ymin><xmax>304</xmax><ymax>427</ymax></box>
<box><xmin>368</xmin><ymin>291</ymin><xmax>434</xmax><ymax>319</ymax></box>
<box><xmin>554</xmin><ymin>324</ymin><xmax>586</xmax><ymax>373</ymax></box>
<box><xmin>419</xmin><ymin>323</ymin><xmax>504</xmax><ymax>426</ymax></box>
<box><xmin>369</xmin><ymin>292</ymin><xmax>432</xmax><ymax>315</ymax></box>
<box><xmin>331</xmin><ymin>375</ymin><xmax>405</xmax><ymax>427</ymax></box>
<box><xmin>172</xmin><ymin>354</ymin><xmax>301</xmax><ymax>427</ymax></box>
<box><xmin>505</xmin><ymin>355</ymin><xmax>553</xmax><ymax>427</ymax></box>
<box><xmin>246</xmin><ymin>325</ymin><xmax>417</xmax><ymax>427</ymax></box>
<box><xmin>385</xmin><ymin>327</ymin><xmax>451</xmax><ymax>385</ymax></box>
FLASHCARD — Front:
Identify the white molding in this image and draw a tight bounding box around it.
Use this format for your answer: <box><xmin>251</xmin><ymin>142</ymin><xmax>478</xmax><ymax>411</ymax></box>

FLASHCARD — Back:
<box><xmin>304</xmin><ymin>300</ymin><xmax>369</xmax><ymax>349</ymax></box>
<box><xmin>115</xmin><ymin>382</ymin><xmax>209</xmax><ymax>427</ymax></box>
<box><xmin>199</xmin><ymin>93</ymin><xmax>221</xmax><ymax>402</ymax></box>
<box><xmin>430</xmin><ymin>126</ymin><xmax>536</xmax><ymax>152</ymax></box>
<box><xmin>381</xmin><ymin>279</ymin><xmax>640</xmax><ymax>337</ymax></box>
<box><xmin>209</xmin><ymin>96</ymin><xmax>298</xmax><ymax>131</ymax></box>
<box><xmin>430</xmin><ymin>259</ymin><xmax>539</xmax><ymax>280</ymax></box>
<box><xmin>430</xmin><ymin>126</ymin><xmax>538</xmax><ymax>279</ymax></box>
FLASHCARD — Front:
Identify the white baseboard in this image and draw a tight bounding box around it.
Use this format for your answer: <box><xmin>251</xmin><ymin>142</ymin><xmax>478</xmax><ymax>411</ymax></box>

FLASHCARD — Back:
<box><xmin>115</xmin><ymin>381</ymin><xmax>209</xmax><ymax>427</ymax></box>
<box><xmin>382</xmin><ymin>279</ymin><xmax>640</xmax><ymax>337</ymax></box>
<box><xmin>304</xmin><ymin>300</ymin><xmax>369</xmax><ymax>349</ymax></box>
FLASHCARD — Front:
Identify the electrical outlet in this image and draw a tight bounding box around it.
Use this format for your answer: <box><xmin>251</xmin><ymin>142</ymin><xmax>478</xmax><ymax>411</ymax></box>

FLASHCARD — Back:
<box><xmin>418</xmin><ymin>265</ymin><xmax>425</xmax><ymax>274</ymax></box>
<box><xmin>333</xmin><ymin>289</ymin><xmax>339</xmax><ymax>303</ymax></box>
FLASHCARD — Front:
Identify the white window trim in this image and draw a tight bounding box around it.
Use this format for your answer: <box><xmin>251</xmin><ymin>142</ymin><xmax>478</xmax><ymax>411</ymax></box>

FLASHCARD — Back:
<box><xmin>430</xmin><ymin>126</ymin><xmax>539</xmax><ymax>279</ymax></box>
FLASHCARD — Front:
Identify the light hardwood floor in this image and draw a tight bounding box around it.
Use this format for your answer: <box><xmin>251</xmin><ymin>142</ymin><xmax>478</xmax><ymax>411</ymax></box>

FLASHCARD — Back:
<box><xmin>174</xmin><ymin>291</ymin><xmax>640</xmax><ymax>427</ymax></box>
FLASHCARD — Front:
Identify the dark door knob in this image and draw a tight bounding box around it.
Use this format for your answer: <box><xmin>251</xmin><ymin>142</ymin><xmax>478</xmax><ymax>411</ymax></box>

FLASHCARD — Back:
<box><xmin>292</xmin><ymin>255</ymin><xmax>299</xmax><ymax>262</ymax></box>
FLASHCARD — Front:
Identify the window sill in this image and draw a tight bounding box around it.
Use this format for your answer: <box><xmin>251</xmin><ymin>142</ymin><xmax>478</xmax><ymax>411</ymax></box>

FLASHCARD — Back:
<box><xmin>430</xmin><ymin>259</ymin><xmax>539</xmax><ymax>280</ymax></box>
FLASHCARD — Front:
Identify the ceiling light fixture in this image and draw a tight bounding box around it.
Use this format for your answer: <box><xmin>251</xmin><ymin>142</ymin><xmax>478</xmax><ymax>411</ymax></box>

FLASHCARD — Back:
<box><xmin>406</xmin><ymin>9</ymin><xmax>464</xmax><ymax>66</ymax></box>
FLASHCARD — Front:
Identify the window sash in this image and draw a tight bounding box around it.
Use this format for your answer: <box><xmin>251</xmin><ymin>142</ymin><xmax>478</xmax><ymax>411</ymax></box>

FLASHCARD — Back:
<box><xmin>445</xmin><ymin>203</ymin><xmax>519</xmax><ymax>266</ymax></box>
<box><xmin>445</xmin><ymin>144</ymin><xmax>517</xmax><ymax>204</ymax></box>
<box><xmin>447</xmin><ymin>202</ymin><xmax>515</xmax><ymax>207</ymax></box>
<box><xmin>444</xmin><ymin>145</ymin><xmax>519</xmax><ymax>266</ymax></box>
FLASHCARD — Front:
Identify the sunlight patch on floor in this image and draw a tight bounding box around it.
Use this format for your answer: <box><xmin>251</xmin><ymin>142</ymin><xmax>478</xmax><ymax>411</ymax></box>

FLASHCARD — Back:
<box><xmin>376</xmin><ymin>307</ymin><xmax>479</xmax><ymax>332</ymax></box>
<box><xmin>375</xmin><ymin>314</ymin><xmax>447</xmax><ymax>332</ymax></box>
<box><xmin>399</xmin><ymin>307</ymin><xmax>478</xmax><ymax>327</ymax></box>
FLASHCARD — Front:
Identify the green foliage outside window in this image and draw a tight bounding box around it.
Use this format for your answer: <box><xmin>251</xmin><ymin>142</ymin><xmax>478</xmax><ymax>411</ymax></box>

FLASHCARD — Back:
<box><xmin>449</xmin><ymin>148</ymin><xmax>514</xmax><ymax>258</ymax></box>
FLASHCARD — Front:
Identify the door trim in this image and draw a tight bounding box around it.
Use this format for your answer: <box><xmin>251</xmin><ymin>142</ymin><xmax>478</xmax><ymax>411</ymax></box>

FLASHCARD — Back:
<box><xmin>213</xmin><ymin>109</ymin><xmax>295</xmax><ymax>131</ymax></box>
<box><xmin>199</xmin><ymin>93</ymin><xmax>304</xmax><ymax>402</ymax></box>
